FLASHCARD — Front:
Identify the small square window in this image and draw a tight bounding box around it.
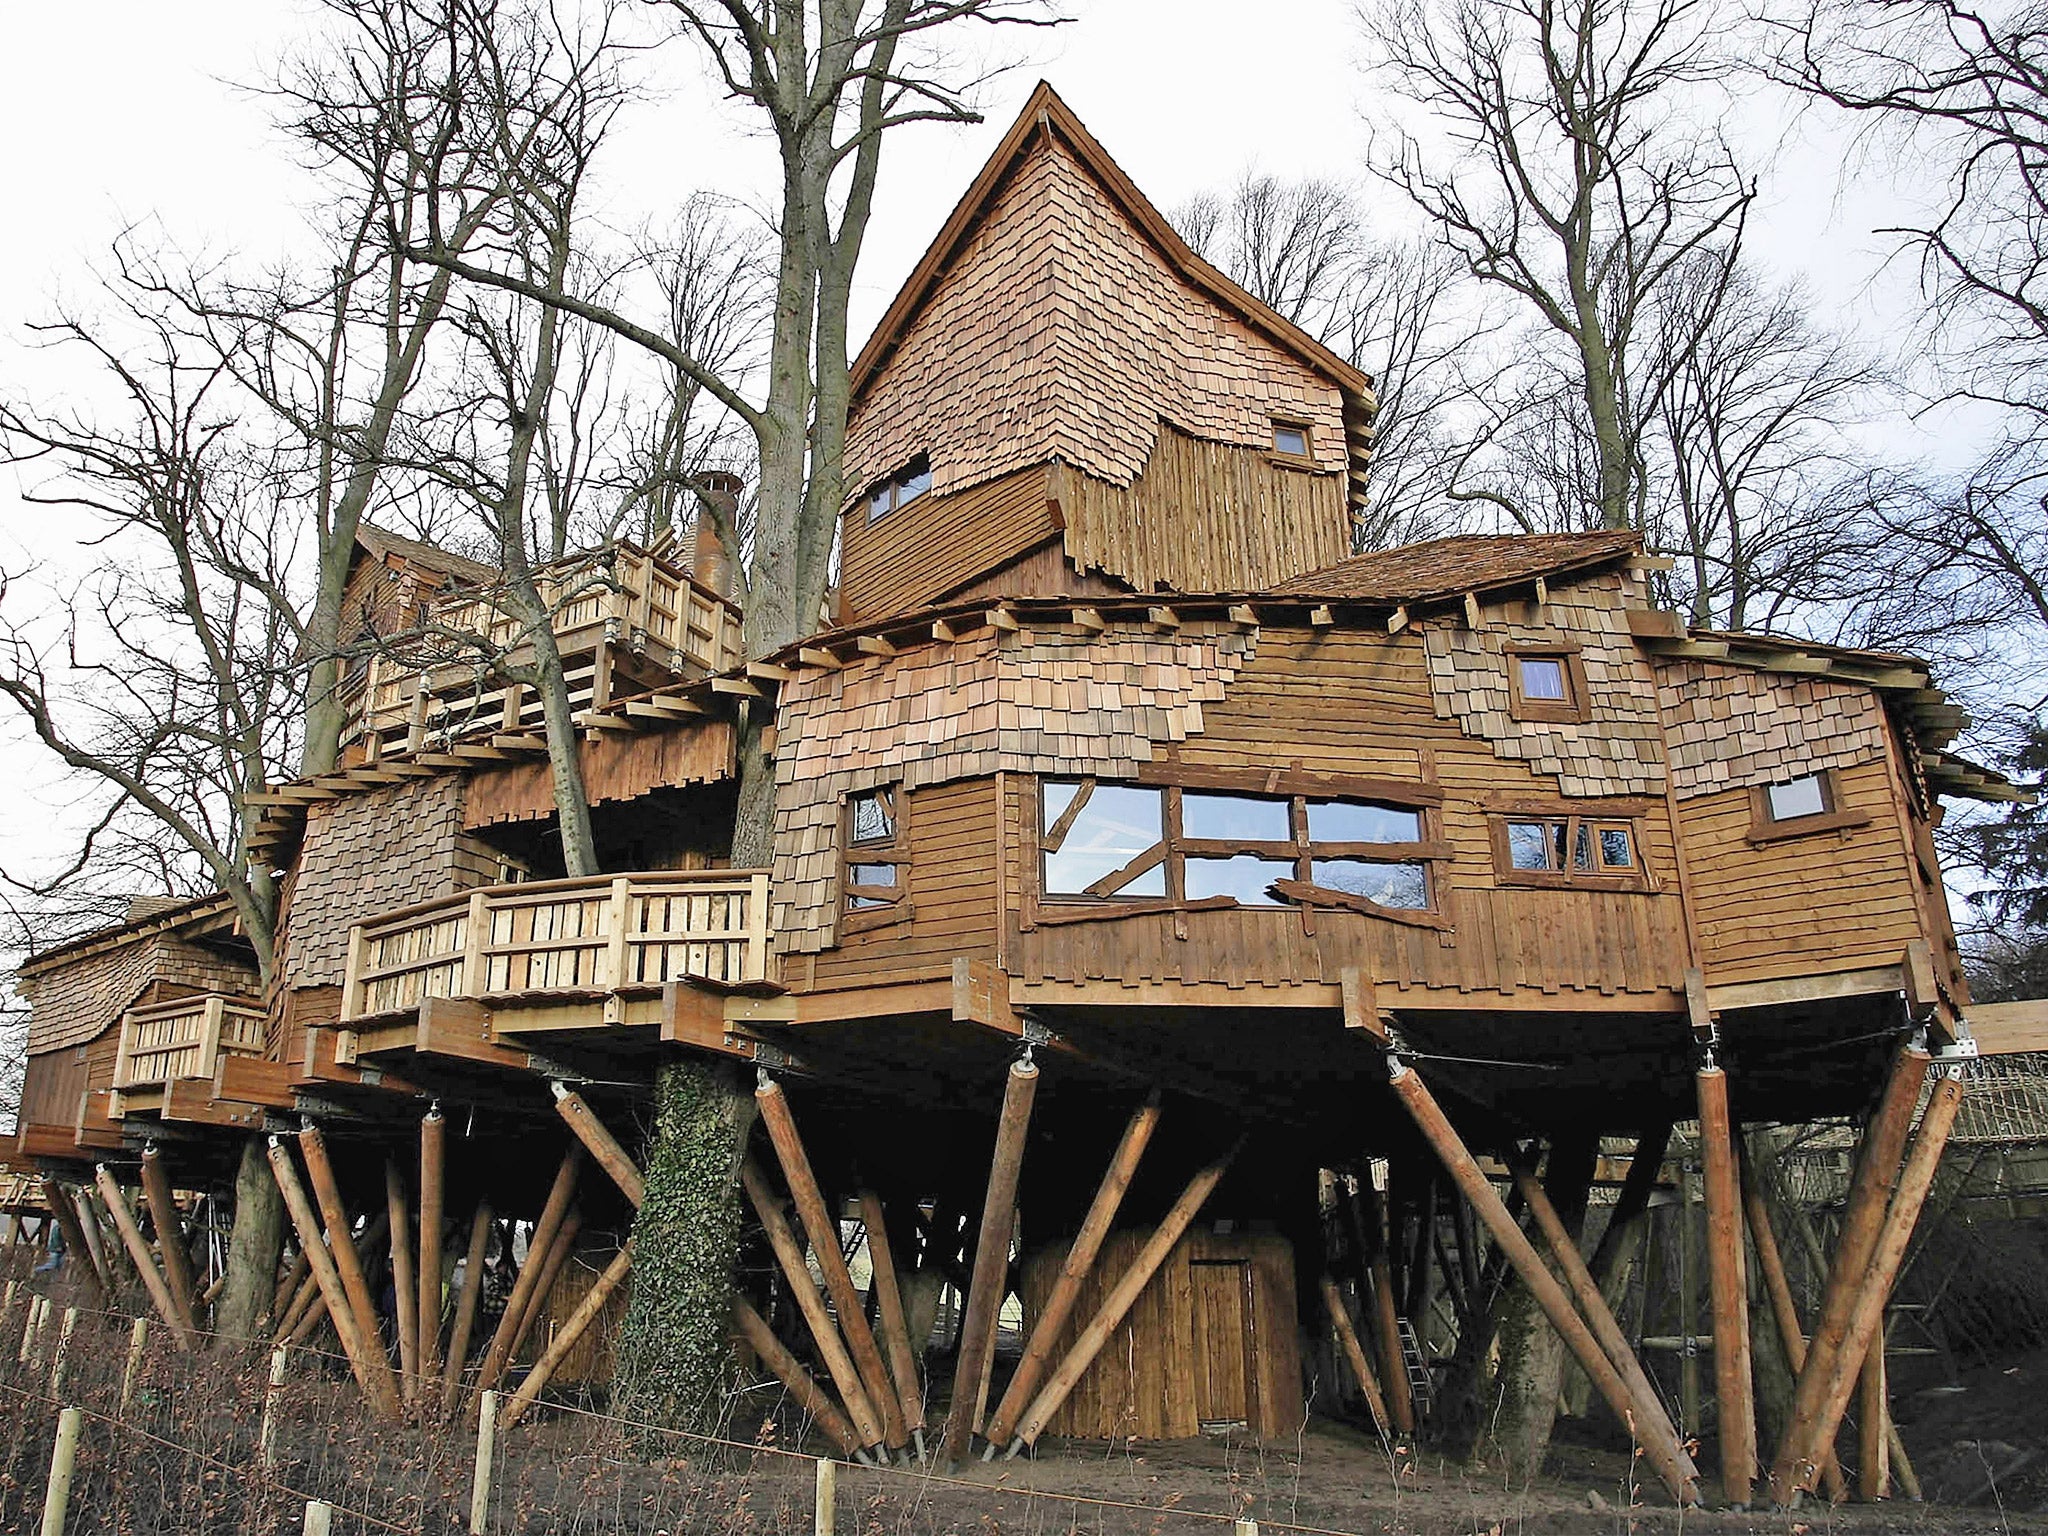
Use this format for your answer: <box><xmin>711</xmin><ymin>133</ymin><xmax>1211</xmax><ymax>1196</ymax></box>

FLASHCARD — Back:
<box><xmin>1272</xmin><ymin>422</ymin><xmax>1310</xmax><ymax>458</ymax></box>
<box><xmin>1517</xmin><ymin>656</ymin><xmax>1567</xmax><ymax>701</ymax></box>
<box><xmin>1507</xmin><ymin>647</ymin><xmax>1588</xmax><ymax>722</ymax></box>
<box><xmin>1766</xmin><ymin>775</ymin><xmax>1828</xmax><ymax>822</ymax></box>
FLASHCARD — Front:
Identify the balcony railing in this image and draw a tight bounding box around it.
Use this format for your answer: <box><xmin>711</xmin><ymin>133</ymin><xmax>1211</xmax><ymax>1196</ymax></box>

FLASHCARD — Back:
<box><xmin>111</xmin><ymin>995</ymin><xmax>268</xmax><ymax>1097</ymax></box>
<box><xmin>339</xmin><ymin>870</ymin><xmax>773</xmax><ymax>1022</ymax></box>
<box><xmin>345</xmin><ymin>543</ymin><xmax>743</xmax><ymax>754</ymax></box>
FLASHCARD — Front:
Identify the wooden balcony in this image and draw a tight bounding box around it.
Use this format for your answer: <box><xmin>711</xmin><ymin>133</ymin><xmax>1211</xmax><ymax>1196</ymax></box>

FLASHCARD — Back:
<box><xmin>109</xmin><ymin>994</ymin><xmax>268</xmax><ymax>1115</ymax></box>
<box><xmin>338</xmin><ymin>871</ymin><xmax>774</xmax><ymax>1036</ymax></box>
<box><xmin>345</xmin><ymin>543</ymin><xmax>743</xmax><ymax>755</ymax></box>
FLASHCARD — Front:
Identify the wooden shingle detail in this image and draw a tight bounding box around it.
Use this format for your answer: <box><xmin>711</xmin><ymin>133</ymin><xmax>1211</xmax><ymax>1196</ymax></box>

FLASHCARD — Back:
<box><xmin>1421</xmin><ymin>573</ymin><xmax>1667</xmax><ymax>798</ymax></box>
<box><xmin>1658</xmin><ymin>662</ymin><xmax>1889</xmax><ymax>801</ymax></box>
<box><xmin>19</xmin><ymin>932</ymin><xmax>254</xmax><ymax>1059</ymax></box>
<box><xmin>772</xmin><ymin>621</ymin><xmax>1256</xmax><ymax>951</ymax></box>
<box><xmin>843</xmin><ymin>129</ymin><xmax>1345</xmax><ymax>525</ymax></box>
<box><xmin>280</xmin><ymin>775</ymin><xmax>503</xmax><ymax>990</ymax></box>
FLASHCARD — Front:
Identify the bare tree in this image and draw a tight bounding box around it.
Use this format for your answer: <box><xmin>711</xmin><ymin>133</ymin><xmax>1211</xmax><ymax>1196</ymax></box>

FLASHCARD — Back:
<box><xmin>1366</xmin><ymin>0</ymin><xmax>1755</xmax><ymax>531</ymax></box>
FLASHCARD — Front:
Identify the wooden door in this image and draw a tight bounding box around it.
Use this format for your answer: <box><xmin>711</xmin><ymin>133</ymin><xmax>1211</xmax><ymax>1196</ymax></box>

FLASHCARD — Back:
<box><xmin>1190</xmin><ymin>1259</ymin><xmax>1255</xmax><ymax>1430</ymax></box>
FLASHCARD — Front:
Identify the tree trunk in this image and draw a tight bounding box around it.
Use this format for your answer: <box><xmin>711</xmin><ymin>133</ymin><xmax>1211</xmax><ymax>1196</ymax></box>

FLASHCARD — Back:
<box><xmin>612</xmin><ymin>1056</ymin><xmax>758</xmax><ymax>1432</ymax></box>
<box><xmin>214</xmin><ymin>1135</ymin><xmax>287</xmax><ymax>1344</ymax></box>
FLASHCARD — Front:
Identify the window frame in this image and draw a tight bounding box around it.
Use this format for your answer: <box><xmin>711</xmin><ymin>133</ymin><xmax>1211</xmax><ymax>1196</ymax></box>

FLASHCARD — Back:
<box><xmin>840</xmin><ymin>784</ymin><xmax>911</xmax><ymax>932</ymax></box>
<box><xmin>864</xmin><ymin>456</ymin><xmax>933</xmax><ymax>524</ymax></box>
<box><xmin>1035</xmin><ymin>773</ymin><xmax>1451</xmax><ymax>928</ymax></box>
<box><xmin>1488</xmin><ymin>811</ymin><xmax>1650</xmax><ymax>891</ymax></box>
<box><xmin>1267</xmin><ymin>415</ymin><xmax>1316</xmax><ymax>468</ymax></box>
<box><xmin>1746</xmin><ymin>767</ymin><xmax>1871</xmax><ymax>844</ymax></box>
<box><xmin>1505</xmin><ymin>642</ymin><xmax>1592</xmax><ymax>724</ymax></box>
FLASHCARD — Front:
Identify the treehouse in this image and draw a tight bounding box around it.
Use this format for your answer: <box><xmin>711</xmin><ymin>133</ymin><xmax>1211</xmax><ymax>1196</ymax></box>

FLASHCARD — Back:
<box><xmin>10</xmin><ymin>82</ymin><xmax>2047</xmax><ymax>1511</ymax></box>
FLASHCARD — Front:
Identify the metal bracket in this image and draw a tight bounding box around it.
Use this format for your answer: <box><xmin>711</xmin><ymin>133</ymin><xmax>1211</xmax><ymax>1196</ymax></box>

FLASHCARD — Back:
<box><xmin>1019</xmin><ymin>1014</ymin><xmax>1057</xmax><ymax>1048</ymax></box>
<box><xmin>292</xmin><ymin>1095</ymin><xmax>352</xmax><ymax>1120</ymax></box>
<box><xmin>524</xmin><ymin>1052</ymin><xmax>591</xmax><ymax>1084</ymax></box>
<box><xmin>752</xmin><ymin>1042</ymin><xmax>792</xmax><ymax>1070</ymax></box>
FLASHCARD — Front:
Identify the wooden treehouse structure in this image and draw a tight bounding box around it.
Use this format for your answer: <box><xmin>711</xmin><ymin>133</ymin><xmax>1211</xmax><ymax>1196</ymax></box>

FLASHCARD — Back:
<box><xmin>8</xmin><ymin>83</ymin><xmax>2046</xmax><ymax>1509</ymax></box>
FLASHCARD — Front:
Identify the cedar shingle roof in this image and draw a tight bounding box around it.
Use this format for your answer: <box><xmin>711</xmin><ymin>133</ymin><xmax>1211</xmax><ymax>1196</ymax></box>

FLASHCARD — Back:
<box><xmin>355</xmin><ymin>524</ymin><xmax>495</xmax><ymax>586</ymax></box>
<box><xmin>1269</xmin><ymin>531</ymin><xmax>1643</xmax><ymax>603</ymax></box>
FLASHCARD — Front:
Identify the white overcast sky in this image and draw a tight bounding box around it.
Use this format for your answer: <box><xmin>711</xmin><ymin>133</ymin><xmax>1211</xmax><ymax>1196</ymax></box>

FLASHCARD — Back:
<box><xmin>0</xmin><ymin>0</ymin><xmax>1945</xmax><ymax>895</ymax></box>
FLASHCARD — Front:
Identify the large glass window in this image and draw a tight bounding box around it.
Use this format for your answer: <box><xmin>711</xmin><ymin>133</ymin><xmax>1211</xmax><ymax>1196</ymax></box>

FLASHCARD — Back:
<box><xmin>1040</xmin><ymin>778</ymin><xmax>1435</xmax><ymax>914</ymax></box>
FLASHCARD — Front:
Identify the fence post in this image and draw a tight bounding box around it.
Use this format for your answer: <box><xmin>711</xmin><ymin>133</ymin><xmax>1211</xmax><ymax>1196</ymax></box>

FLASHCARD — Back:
<box><xmin>469</xmin><ymin>1388</ymin><xmax>498</xmax><ymax>1534</ymax></box>
<box><xmin>261</xmin><ymin>1345</ymin><xmax>289</xmax><ymax>1467</ymax></box>
<box><xmin>1234</xmin><ymin>1522</ymin><xmax>1259</xmax><ymax>1536</ymax></box>
<box><xmin>20</xmin><ymin>1294</ymin><xmax>45</xmax><ymax>1363</ymax></box>
<box><xmin>40</xmin><ymin>1406</ymin><xmax>81</xmax><ymax>1536</ymax></box>
<box><xmin>47</xmin><ymin>1308</ymin><xmax>76</xmax><ymax>1398</ymax></box>
<box><xmin>119</xmin><ymin>1318</ymin><xmax>148</xmax><ymax>1411</ymax></box>
<box><xmin>814</xmin><ymin>1456</ymin><xmax>836</xmax><ymax>1536</ymax></box>
<box><xmin>302</xmin><ymin>1501</ymin><xmax>334</xmax><ymax>1535</ymax></box>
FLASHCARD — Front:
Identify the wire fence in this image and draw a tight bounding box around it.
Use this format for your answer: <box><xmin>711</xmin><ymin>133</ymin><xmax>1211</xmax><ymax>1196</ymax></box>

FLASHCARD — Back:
<box><xmin>0</xmin><ymin>1281</ymin><xmax>1432</xmax><ymax>1536</ymax></box>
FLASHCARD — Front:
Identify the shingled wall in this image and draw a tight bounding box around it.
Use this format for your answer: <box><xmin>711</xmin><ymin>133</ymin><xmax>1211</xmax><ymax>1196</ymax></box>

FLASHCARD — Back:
<box><xmin>282</xmin><ymin>775</ymin><xmax>503</xmax><ymax>989</ymax></box>
<box><xmin>772</xmin><ymin>620</ymin><xmax>1257</xmax><ymax>951</ymax></box>
<box><xmin>1422</xmin><ymin>571</ymin><xmax>1669</xmax><ymax>798</ymax></box>
<box><xmin>1658</xmin><ymin>663</ymin><xmax>1890</xmax><ymax>800</ymax></box>
<box><xmin>21</xmin><ymin>931</ymin><xmax>255</xmax><ymax>1058</ymax></box>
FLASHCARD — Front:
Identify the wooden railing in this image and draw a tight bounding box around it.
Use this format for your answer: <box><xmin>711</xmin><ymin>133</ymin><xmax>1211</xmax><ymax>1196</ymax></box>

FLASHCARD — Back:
<box><xmin>345</xmin><ymin>543</ymin><xmax>743</xmax><ymax>753</ymax></box>
<box><xmin>340</xmin><ymin>870</ymin><xmax>773</xmax><ymax>1021</ymax></box>
<box><xmin>111</xmin><ymin>995</ymin><xmax>268</xmax><ymax>1094</ymax></box>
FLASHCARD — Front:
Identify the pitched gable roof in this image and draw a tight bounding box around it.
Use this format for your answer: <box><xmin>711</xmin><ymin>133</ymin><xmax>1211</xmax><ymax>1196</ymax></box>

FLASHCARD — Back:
<box><xmin>1270</xmin><ymin>530</ymin><xmax>1644</xmax><ymax>603</ymax></box>
<box><xmin>847</xmin><ymin>83</ymin><xmax>1376</xmax><ymax>515</ymax></box>
<box><xmin>354</xmin><ymin>523</ymin><xmax>496</xmax><ymax>587</ymax></box>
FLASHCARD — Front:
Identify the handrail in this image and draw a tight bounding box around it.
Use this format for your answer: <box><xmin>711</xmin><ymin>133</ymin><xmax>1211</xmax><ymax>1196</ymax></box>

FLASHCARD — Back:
<box><xmin>339</xmin><ymin>869</ymin><xmax>773</xmax><ymax>1022</ymax></box>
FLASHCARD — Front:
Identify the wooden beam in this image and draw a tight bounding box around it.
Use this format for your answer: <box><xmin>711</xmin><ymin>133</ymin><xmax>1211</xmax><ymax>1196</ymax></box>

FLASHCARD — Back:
<box><xmin>1704</xmin><ymin>967</ymin><xmax>1906</xmax><ymax>1014</ymax></box>
<box><xmin>942</xmin><ymin>1055</ymin><xmax>1040</xmax><ymax>1463</ymax></box>
<box><xmin>1970</xmin><ymin>997</ymin><xmax>2048</xmax><ymax>1056</ymax></box>
<box><xmin>505</xmin><ymin>1208</ymin><xmax>582</xmax><ymax>1367</ymax></box>
<box><xmin>440</xmin><ymin>1201</ymin><xmax>495</xmax><ymax>1416</ymax></box>
<box><xmin>741</xmin><ymin>1157</ymin><xmax>887</xmax><ymax>1450</ymax></box>
<box><xmin>1319</xmin><ymin>1275</ymin><xmax>1392</xmax><ymax>1446</ymax></box>
<box><xmin>418</xmin><ymin>1109</ymin><xmax>446</xmax><ymax>1400</ymax></box>
<box><xmin>501</xmin><ymin>1242</ymin><xmax>633</xmax><ymax>1428</ymax></box>
<box><xmin>386</xmin><ymin>1159</ymin><xmax>421</xmax><ymax>1405</ymax></box>
<box><xmin>1006</xmin><ymin>1141</ymin><xmax>1239</xmax><ymax>1453</ymax></box>
<box><xmin>1786</xmin><ymin>1072</ymin><xmax>1964</xmax><ymax>1503</ymax></box>
<box><xmin>266</xmin><ymin>1139</ymin><xmax>395</xmax><ymax>1414</ymax></box>
<box><xmin>40</xmin><ymin>1183</ymin><xmax>106</xmax><ymax>1306</ymax></box>
<box><xmin>732</xmin><ymin>1296</ymin><xmax>862</xmax><ymax>1457</ymax></box>
<box><xmin>984</xmin><ymin>1090</ymin><xmax>1160</xmax><ymax>1451</ymax></box>
<box><xmin>95</xmin><ymin>1166</ymin><xmax>195</xmax><ymax>1347</ymax></box>
<box><xmin>297</xmin><ymin>1125</ymin><xmax>401</xmax><ymax>1411</ymax></box>
<box><xmin>1697</xmin><ymin>1064</ymin><xmax>1755</xmax><ymax>1504</ymax></box>
<box><xmin>1765</xmin><ymin>1044</ymin><xmax>1930</xmax><ymax>1504</ymax></box>
<box><xmin>551</xmin><ymin>1086</ymin><xmax>647</xmax><ymax>1207</ymax></box>
<box><xmin>854</xmin><ymin>634</ymin><xmax>896</xmax><ymax>658</ymax></box>
<box><xmin>857</xmin><ymin>1191</ymin><xmax>925</xmax><ymax>1441</ymax></box>
<box><xmin>473</xmin><ymin>1147</ymin><xmax>581</xmax><ymax>1397</ymax></box>
<box><xmin>138</xmin><ymin>1146</ymin><xmax>198</xmax><ymax>1325</ymax></box>
<box><xmin>1392</xmin><ymin>1062</ymin><xmax>1699</xmax><ymax>1505</ymax></box>
<box><xmin>757</xmin><ymin>1077</ymin><xmax>906</xmax><ymax>1451</ymax></box>
<box><xmin>1740</xmin><ymin>1166</ymin><xmax>1847</xmax><ymax>1501</ymax></box>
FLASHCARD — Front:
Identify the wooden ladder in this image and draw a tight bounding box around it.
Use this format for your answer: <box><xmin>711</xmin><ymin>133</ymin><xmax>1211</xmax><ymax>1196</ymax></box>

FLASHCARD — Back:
<box><xmin>1395</xmin><ymin>1317</ymin><xmax>1433</xmax><ymax>1414</ymax></box>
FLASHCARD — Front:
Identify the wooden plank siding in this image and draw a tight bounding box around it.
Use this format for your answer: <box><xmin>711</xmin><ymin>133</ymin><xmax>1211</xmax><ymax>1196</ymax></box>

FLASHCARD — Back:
<box><xmin>839</xmin><ymin>466</ymin><xmax>1058</xmax><ymax>625</ymax></box>
<box><xmin>1676</xmin><ymin>757</ymin><xmax>1925</xmax><ymax>986</ymax></box>
<box><xmin>804</xmin><ymin>778</ymin><xmax>1003</xmax><ymax>991</ymax></box>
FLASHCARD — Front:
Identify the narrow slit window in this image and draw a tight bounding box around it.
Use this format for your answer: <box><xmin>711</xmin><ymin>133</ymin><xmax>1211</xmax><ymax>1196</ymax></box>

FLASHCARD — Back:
<box><xmin>844</xmin><ymin>788</ymin><xmax>903</xmax><ymax>913</ymax></box>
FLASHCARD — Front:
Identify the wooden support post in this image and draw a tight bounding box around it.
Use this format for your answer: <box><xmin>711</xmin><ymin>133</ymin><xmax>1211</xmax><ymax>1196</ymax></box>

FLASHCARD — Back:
<box><xmin>1698</xmin><ymin>1061</ymin><xmax>1756</xmax><ymax>1504</ymax></box>
<box><xmin>139</xmin><ymin>1145</ymin><xmax>198</xmax><ymax>1323</ymax></box>
<box><xmin>941</xmin><ymin>1054</ymin><xmax>1039</xmax><ymax>1463</ymax></box>
<box><xmin>505</xmin><ymin>1209</ymin><xmax>582</xmax><ymax>1366</ymax></box>
<box><xmin>40</xmin><ymin>1182</ymin><xmax>106</xmax><ymax>1305</ymax></box>
<box><xmin>1678</xmin><ymin>1157</ymin><xmax>1702</xmax><ymax>1438</ymax></box>
<box><xmin>272</xmin><ymin>1251</ymin><xmax>315</xmax><ymax>1344</ymax></box>
<box><xmin>441</xmin><ymin>1201</ymin><xmax>496</xmax><ymax>1416</ymax></box>
<box><xmin>470</xmin><ymin>1389</ymin><xmax>498</xmax><ymax>1534</ymax></box>
<box><xmin>1859</xmin><ymin>1341</ymin><xmax>1890</xmax><ymax>1500</ymax></box>
<box><xmin>47</xmin><ymin>1307</ymin><xmax>76</xmax><ymax>1398</ymax></box>
<box><xmin>984</xmin><ymin>1091</ymin><xmax>1160</xmax><ymax>1451</ymax></box>
<box><xmin>742</xmin><ymin>1158</ymin><xmax>888</xmax><ymax>1450</ymax></box>
<box><xmin>1390</xmin><ymin>1061</ymin><xmax>1700</xmax><ymax>1504</ymax></box>
<box><xmin>858</xmin><ymin>1191</ymin><xmax>925</xmax><ymax>1441</ymax></box>
<box><xmin>733</xmin><ymin>1297</ymin><xmax>863</xmax><ymax>1457</ymax></box>
<box><xmin>1319</xmin><ymin>1275</ymin><xmax>1393</xmax><ymax>1445</ymax></box>
<box><xmin>73</xmin><ymin>1189</ymin><xmax>116</xmax><ymax>1290</ymax></box>
<box><xmin>261</xmin><ymin>1344</ymin><xmax>290</xmax><ymax>1467</ymax></box>
<box><xmin>1358</xmin><ymin>1178</ymin><xmax>1415</xmax><ymax>1436</ymax></box>
<box><xmin>758</xmin><ymin>1076</ymin><xmax>909</xmax><ymax>1451</ymax></box>
<box><xmin>419</xmin><ymin>1107</ymin><xmax>446</xmax><ymax>1396</ymax></box>
<box><xmin>296</xmin><ymin>1123</ymin><xmax>401</xmax><ymax>1410</ymax></box>
<box><xmin>474</xmin><ymin>1147</ymin><xmax>580</xmax><ymax>1398</ymax></box>
<box><xmin>501</xmin><ymin>1243</ymin><xmax>634</xmax><ymax>1427</ymax></box>
<box><xmin>266</xmin><ymin>1137</ymin><xmax>399</xmax><ymax>1418</ymax></box>
<box><xmin>1785</xmin><ymin>1070</ymin><xmax>1964</xmax><ymax>1504</ymax></box>
<box><xmin>1741</xmin><ymin>1171</ymin><xmax>1847</xmax><ymax>1502</ymax></box>
<box><xmin>1765</xmin><ymin>1044</ymin><xmax>1930</xmax><ymax>1505</ymax></box>
<box><xmin>1510</xmin><ymin>1164</ymin><xmax>1698</xmax><ymax>1488</ymax></box>
<box><xmin>1007</xmin><ymin>1141</ymin><xmax>1240</xmax><ymax>1454</ymax></box>
<box><xmin>95</xmin><ymin>1165</ymin><xmax>196</xmax><ymax>1347</ymax></box>
<box><xmin>39</xmin><ymin>1406</ymin><xmax>81</xmax><ymax>1536</ymax></box>
<box><xmin>385</xmin><ymin>1159</ymin><xmax>421</xmax><ymax>1403</ymax></box>
<box><xmin>119</xmin><ymin>1317</ymin><xmax>147</xmax><ymax>1411</ymax></box>
<box><xmin>552</xmin><ymin>1084</ymin><xmax>646</xmax><ymax>1206</ymax></box>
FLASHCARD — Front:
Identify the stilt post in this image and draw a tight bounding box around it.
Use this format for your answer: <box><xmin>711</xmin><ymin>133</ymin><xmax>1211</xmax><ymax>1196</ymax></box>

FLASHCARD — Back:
<box><xmin>857</xmin><ymin>1190</ymin><xmax>926</xmax><ymax>1439</ymax></box>
<box><xmin>733</xmin><ymin>1296</ymin><xmax>863</xmax><ymax>1457</ymax></box>
<box><xmin>440</xmin><ymin>1201</ymin><xmax>496</xmax><ymax>1416</ymax></box>
<box><xmin>1859</xmin><ymin>1341</ymin><xmax>1890</xmax><ymax>1500</ymax></box>
<box><xmin>418</xmin><ymin>1107</ymin><xmax>446</xmax><ymax>1396</ymax></box>
<box><xmin>758</xmin><ymin>1074</ymin><xmax>908</xmax><ymax>1450</ymax></box>
<box><xmin>267</xmin><ymin>1137</ymin><xmax>400</xmax><ymax>1418</ymax></box>
<box><xmin>1319</xmin><ymin>1275</ymin><xmax>1393</xmax><ymax>1445</ymax></box>
<box><xmin>941</xmin><ymin>1053</ymin><xmax>1040</xmax><ymax>1462</ymax></box>
<box><xmin>1741</xmin><ymin>1168</ymin><xmax>1847</xmax><ymax>1501</ymax></box>
<box><xmin>503</xmin><ymin>1209</ymin><xmax>584</xmax><ymax>1373</ymax></box>
<box><xmin>473</xmin><ymin>1147</ymin><xmax>580</xmax><ymax>1398</ymax></box>
<box><xmin>94</xmin><ymin>1165</ymin><xmax>196</xmax><ymax>1348</ymax></box>
<box><xmin>1697</xmin><ymin>1058</ymin><xmax>1756</xmax><ymax>1504</ymax></box>
<box><xmin>40</xmin><ymin>1182</ymin><xmax>105</xmax><ymax>1306</ymax></box>
<box><xmin>1390</xmin><ymin>1059</ymin><xmax>1700</xmax><ymax>1504</ymax></box>
<box><xmin>1765</xmin><ymin>1043</ymin><xmax>1930</xmax><ymax>1505</ymax></box>
<box><xmin>984</xmin><ymin>1090</ymin><xmax>1160</xmax><ymax>1450</ymax></box>
<box><xmin>551</xmin><ymin>1085</ymin><xmax>646</xmax><ymax>1206</ymax></box>
<box><xmin>139</xmin><ymin>1145</ymin><xmax>198</xmax><ymax>1323</ymax></box>
<box><xmin>386</xmin><ymin>1159</ymin><xmax>420</xmax><ymax>1403</ymax></box>
<box><xmin>296</xmin><ymin>1123</ymin><xmax>401</xmax><ymax>1410</ymax></box>
<box><xmin>502</xmin><ymin>1242</ymin><xmax>633</xmax><ymax>1427</ymax></box>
